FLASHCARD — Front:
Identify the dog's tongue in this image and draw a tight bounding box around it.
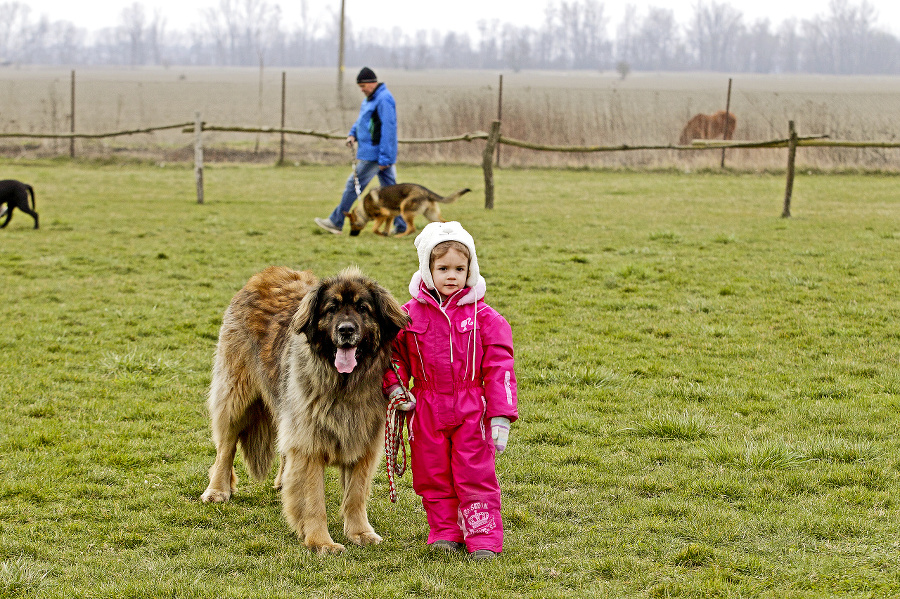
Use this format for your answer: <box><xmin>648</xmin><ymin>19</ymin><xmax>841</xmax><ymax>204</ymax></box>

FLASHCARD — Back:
<box><xmin>335</xmin><ymin>347</ymin><xmax>358</xmax><ymax>373</ymax></box>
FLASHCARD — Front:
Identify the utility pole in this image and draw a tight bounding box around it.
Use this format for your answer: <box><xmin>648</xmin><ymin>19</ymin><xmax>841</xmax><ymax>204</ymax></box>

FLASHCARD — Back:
<box><xmin>337</xmin><ymin>0</ymin><xmax>346</xmax><ymax>108</ymax></box>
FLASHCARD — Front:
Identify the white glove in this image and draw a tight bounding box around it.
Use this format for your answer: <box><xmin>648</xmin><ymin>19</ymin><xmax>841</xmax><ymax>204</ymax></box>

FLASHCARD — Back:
<box><xmin>389</xmin><ymin>387</ymin><xmax>416</xmax><ymax>411</ymax></box>
<box><xmin>490</xmin><ymin>417</ymin><xmax>511</xmax><ymax>453</ymax></box>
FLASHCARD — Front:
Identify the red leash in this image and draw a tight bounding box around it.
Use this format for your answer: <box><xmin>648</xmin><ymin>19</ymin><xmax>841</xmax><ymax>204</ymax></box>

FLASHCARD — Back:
<box><xmin>385</xmin><ymin>361</ymin><xmax>409</xmax><ymax>503</ymax></box>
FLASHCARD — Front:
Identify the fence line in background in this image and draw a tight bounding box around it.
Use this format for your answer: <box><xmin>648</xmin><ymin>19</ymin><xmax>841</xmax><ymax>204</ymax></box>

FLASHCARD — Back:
<box><xmin>0</xmin><ymin>123</ymin><xmax>193</xmax><ymax>140</ymax></box>
<box><xmin>2</xmin><ymin>120</ymin><xmax>897</xmax><ymax>215</ymax></box>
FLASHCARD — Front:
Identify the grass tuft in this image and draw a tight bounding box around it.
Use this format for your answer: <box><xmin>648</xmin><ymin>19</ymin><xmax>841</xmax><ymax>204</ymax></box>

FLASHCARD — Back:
<box><xmin>622</xmin><ymin>411</ymin><xmax>713</xmax><ymax>441</ymax></box>
<box><xmin>0</xmin><ymin>558</ymin><xmax>50</xmax><ymax>597</ymax></box>
<box><xmin>673</xmin><ymin>543</ymin><xmax>716</xmax><ymax>567</ymax></box>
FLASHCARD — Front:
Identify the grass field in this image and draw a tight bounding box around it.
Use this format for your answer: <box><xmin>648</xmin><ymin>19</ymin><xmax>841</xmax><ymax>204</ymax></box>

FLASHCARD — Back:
<box><xmin>3</xmin><ymin>67</ymin><xmax>900</xmax><ymax>170</ymax></box>
<box><xmin>1</xmin><ymin>160</ymin><xmax>900</xmax><ymax>597</ymax></box>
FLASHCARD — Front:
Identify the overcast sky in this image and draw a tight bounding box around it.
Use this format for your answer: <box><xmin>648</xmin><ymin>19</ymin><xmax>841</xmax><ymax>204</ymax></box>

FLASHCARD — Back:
<box><xmin>18</xmin><ymin>0</ymin><xmax>900</xmax><ymax>37</ymax></box>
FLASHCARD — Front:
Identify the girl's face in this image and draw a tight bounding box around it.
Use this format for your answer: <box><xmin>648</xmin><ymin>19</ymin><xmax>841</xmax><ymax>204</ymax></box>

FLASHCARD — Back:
<box><xmin>431</xmin><ymin>248</ymin><xmax>469</xmax><ymax>301</ymax></box>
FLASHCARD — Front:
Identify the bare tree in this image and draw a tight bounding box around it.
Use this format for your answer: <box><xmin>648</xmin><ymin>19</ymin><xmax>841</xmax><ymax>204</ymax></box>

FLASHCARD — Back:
<box><xmin>739</xmin><ymin>19</ymin><xmax>777</xmax><ymax>73</ymax></box>
<box><xmin>777</xmin><ymin>19</ymin><xmax>801</xmax><ymax>73</ymax></box>
<box><xmin>549</xmin><ymin>0</ymin><xmax>610</xmax><ymax>69</ymax></box>
<box><xmin>147</xmin><ymin>10</ymin><xmax>168</xmax><ymax>65</ymax></box>
<box><xmin>502</xmin><ymin>25</ymin><xmax>533</xmax><ymax>72</ymax></box>
<box><xmin>120</xmin><ymin>3</ymin><xmax>147</xmax><ymax>66</ymax></box>
<box><xmin>477</xmin><ymin>19</ymin><xmax>502</xmax><ymax>69</ymax></box>
<box><xmin>688</xmin><ymin>1</ymin><xmax>745</xmax><ymax>71</ymax></box>
<box><xmin>615</xmin><ymin>4</ymin><xmax>638</xmax><ymax>65</ymax></box>
<box><xmin>440</xmin><ymin>32</ymin><xmax>475</xmax><ymax>69</ymax></box>
<box><xmin>630</xmin><ymin>7</ymin><xmax>683</xmax><ymax>71</ymax></box>
<box><xmin>200</xmin><ymin>0</ymin><xmax>281</xmax><ymax>66</ymax></box>
<box><xmin>803</xmin><ymin>0</ymin><xmax>877</xmax><ymax>74</ymax></box>
<box><xmin>0</xmin><ymin>2</ymin><xmax>31</xmax><ymax>63</ymax></box>
<box><xmin>28</xmin><ymin>17</ymin><xmax>84</xmax><ymax>64</ymax></box>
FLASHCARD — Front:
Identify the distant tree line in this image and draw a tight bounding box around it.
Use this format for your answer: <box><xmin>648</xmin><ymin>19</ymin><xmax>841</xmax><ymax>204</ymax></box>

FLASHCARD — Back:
<box><xmin>0</xmin><ymin>0</ymin><xmax>897</xmax><ymax>75</ymax></box>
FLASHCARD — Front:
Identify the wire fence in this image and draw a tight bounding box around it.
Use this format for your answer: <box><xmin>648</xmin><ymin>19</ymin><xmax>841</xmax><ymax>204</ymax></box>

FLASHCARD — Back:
<box><xmin>5</xmin><ymin>67</ymin><xmax>900</xmax><ymax>171</ymax></box>
<box><xmin>3</xmin><ymin>116</ymin><xmax>894</xmax><ymax>215</ymax></box>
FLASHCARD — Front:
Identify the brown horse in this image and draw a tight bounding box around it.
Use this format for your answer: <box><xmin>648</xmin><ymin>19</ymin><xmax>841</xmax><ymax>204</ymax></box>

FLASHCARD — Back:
<box><xmin>679</xmin><ymin>111</ymin><xmax>736</xmax><ymax>145</ymax></box>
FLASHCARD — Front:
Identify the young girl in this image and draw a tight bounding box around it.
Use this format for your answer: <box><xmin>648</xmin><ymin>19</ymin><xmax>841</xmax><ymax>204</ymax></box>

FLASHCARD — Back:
<box><xmin>383</xmin><ymin>221</ymin><xmax>518</xmax><ymax>560</ymax></box>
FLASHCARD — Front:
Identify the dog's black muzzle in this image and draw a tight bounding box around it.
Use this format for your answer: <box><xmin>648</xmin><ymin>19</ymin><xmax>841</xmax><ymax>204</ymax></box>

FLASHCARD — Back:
<box><xmin>349</xmin><ymin>229</ymin><xmax>361</xmax><ymax>237</ymax></box>
<box><xmin>336</xmin><ymin>321</ymin><xmax>360</xmax><ymax>345</ymax></box>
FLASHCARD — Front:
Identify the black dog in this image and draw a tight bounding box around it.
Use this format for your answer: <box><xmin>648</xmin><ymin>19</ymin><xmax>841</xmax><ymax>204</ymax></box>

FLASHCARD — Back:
<box><xmin>0</xmin><ymin>179</ymin><xmax>38</xmax><ymax>229</ymax></box>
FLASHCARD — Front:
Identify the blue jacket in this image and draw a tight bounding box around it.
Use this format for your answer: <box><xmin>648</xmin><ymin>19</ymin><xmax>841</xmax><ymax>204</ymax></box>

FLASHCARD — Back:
<box><xmin>349</xmin><ymin>83</ymin><xmax>397</xmax><ymax>166</ymax></box>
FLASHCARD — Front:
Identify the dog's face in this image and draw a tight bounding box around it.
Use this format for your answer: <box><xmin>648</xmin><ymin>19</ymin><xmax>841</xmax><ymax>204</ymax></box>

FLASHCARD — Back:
<box><xmin>344</xmin><ymin>209</ymin><xmax>365</xmax><ymax>236</ymax></box>
<box><xmin>292</xmin><ymin>267</ymin><xmax>409</xmax><ymax>373</ymax></box>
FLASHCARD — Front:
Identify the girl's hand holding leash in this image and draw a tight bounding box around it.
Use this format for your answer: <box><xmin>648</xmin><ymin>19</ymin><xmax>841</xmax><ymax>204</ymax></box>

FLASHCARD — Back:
<box><xmin>389</xmin><ymin>387</ymin><xmax>416</xmax><ymax>411</ymax></box>
<box><xmin>491</xmin><ymin>417</ymin><xmax>511</xmax><ymax>453</ymax></box>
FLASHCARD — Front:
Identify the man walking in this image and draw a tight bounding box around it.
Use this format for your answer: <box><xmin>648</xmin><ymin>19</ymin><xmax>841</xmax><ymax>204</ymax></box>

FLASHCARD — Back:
<box><xmin>315</xmin><ymin>67</ymin><xmax>405</xmax><ymax>234</ymax></box>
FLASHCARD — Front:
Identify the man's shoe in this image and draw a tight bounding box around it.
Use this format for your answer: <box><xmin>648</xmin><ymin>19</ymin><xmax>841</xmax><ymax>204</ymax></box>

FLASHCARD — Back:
<box><xmin>390</xmin><ymin>219</ymin><xmax>407</xmax><ymax>236</ymax></box>
<box><xmin>314</xmin><ymin>217</ymin><xmax>341</xmax><ymax>234</ymax></box>
<box><xmin>470</xmin><ymin>549</ymin><xmax>497</xmax><ymax>560</ymax></box>
<box><xmin>432</xmin><ymin>540</ymin><xmax>465</xmax><ymax>552</ymax></box>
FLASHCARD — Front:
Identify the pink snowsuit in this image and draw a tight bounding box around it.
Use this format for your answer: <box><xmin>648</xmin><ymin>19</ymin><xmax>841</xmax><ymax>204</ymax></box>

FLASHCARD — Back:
<box><xmin>383</xmin><ymin>273</ymin><xmax>518</xmax><ymax>553</ymax></box>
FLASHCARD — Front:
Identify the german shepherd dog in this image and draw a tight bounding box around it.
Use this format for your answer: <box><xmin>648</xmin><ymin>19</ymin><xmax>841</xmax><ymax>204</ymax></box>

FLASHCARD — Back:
<box><xmin>0</xmin><ymin>180</ymin><xmax>38</xmax><ymax>229</ymax></box>
<box><xmin>344</xmin><ymin>183</ymin><xmax>471</xmax><ymax>237</ymax></box>
<box><xmin>201</xmin><ymin>266</ymin><xmax>409</xmax><ymax>554</ymax></box>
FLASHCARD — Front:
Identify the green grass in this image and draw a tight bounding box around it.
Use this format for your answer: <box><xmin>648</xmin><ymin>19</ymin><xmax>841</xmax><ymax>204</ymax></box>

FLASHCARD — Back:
<box><xmin>1</xmin><ymin>160</ymin><xmax>899</xmax><ymax>597</ymax></box>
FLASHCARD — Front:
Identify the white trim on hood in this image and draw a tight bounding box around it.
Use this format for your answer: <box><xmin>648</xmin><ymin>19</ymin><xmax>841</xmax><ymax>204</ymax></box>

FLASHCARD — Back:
<box><xmin>413</xmin><ymin>221</ymin><xmax>481</xmax><ymax>291</ymax></box>
<box><xmin>409</xmin><ymin>271</ymin><xmax>485</xmax><ymax>306</ymax></box>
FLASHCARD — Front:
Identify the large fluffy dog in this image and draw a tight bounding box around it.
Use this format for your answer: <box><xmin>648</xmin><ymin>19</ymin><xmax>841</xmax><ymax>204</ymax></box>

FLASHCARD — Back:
<box><xmin>678</xmin><ymin>111</ymin><xmax>737</xmax><ymax>145</ymax></box>
<box><xmin>0</xmin><ymin>179</ymin><xmax>38</xmax><ymax>229</ymax></box>
<box><xmin>344</xmin><ymin>183</ymin><xmax>470</xmax><ymax>237</ymax></box>
<box><xmin>200</xmin><ymin>266</ymin><xmax>409</xmax><ymax>554</ymax></box>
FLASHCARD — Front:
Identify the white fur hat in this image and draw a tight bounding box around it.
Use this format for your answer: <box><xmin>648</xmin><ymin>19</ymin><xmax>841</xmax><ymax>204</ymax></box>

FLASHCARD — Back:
<box><xmin>414</xmin><ymin>221</ymin><xmax>481</xmax><ymax>290</ymax></box>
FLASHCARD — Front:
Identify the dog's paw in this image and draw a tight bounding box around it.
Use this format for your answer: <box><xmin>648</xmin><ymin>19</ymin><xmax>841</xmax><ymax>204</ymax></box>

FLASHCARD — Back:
<box><xmin>200</xmin><ymin>487</ymin><xmax>231</xmax><ymax>503</ymax></box>
<box><xmin>307</xmin><ymin>540</ymin><xmax>346</xmax><ymax>555</ymax></box>
<box><xmin>348</xmin><ymin>531</ymin><xmax>383</xmax><ymax>546</ymax></box>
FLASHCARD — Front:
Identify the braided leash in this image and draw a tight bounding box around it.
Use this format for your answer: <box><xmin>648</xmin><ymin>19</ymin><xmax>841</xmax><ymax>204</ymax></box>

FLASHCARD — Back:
<box><xmin>351</xmin><ymin>148</ymin><xmax>362</xmax><ymax>199</ymax></box>
<box><xmin>384</xmin><ymin>361</ymin><xmax>408</xmax><ymax>503</ymax></box>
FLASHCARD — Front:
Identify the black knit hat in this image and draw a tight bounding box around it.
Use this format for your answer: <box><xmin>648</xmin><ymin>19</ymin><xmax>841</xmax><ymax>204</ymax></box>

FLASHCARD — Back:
<box><xmin>356</xmin><ymin>67</ymin><xmax>377</xmax><ymax>83</ymax></box>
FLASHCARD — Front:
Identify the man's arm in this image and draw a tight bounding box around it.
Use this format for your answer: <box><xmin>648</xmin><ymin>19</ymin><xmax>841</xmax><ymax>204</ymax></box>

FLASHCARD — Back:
<box><xmin>377</xmin><ymin>95</ymin><xmax>398</xmax><ymax>167</ymax></box>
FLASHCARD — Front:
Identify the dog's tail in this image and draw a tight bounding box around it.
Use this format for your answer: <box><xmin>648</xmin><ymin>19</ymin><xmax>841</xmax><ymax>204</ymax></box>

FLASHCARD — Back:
<box><xmin>432</xmin><ymin>187</ymin><xmax>472</xmax><ymax>204</ymax></box>
<box><xmin>238</xmin><ymin>399</ymin><xmax>276</xmax><ymax>481</ymax></box>
<box><xmin>26</xmin><ymin>184</ymin><xmax>35</xmax><ymax>210</ymax></box>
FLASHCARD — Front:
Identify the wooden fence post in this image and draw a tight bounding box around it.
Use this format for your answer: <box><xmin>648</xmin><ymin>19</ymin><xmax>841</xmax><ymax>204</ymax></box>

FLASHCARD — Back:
<box><xmin>495</xmin><ymin>74</ymin><xmax>503</xmax><ymax>168</ymax></box>
<box><xmin>70</xmin><ymin>70</ymin><xmax>76</xmax><ymax>158</ymax></box>
<box><xmin>720</xmin><ymin>77</ymin><xmax>732</xmax><ymax>168</ymax></box>
<box><xmin>782</xmin><ymin>120</ymin><xmax>797</xmax><ymax>218</ymax></box>
<box><xmin>194</xmin><ymin>112</ymin><xmax>204</xmax><ymax>204</ymax></box>
<box><xmin>279</xmin><ymin>71</ymin><xmax>286</xmax><ymax>165</ymax></box>
<box><xmin>482</xmin><ymin>120</ymin><xmax>501</xmax><ymax>209</ymax></box>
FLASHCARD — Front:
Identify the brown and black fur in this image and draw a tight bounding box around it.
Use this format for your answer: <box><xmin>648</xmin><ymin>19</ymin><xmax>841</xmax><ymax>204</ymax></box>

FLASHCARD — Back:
<box><xmin>0</xmin><ymin>179</ymin><xmax>38</xmax><ymax>229</ymax></box>
<box><xmin>201</xmin><ymin>266</ymin><xmax>409</xmax><ymax>554</ymax></box>
<box><xmin>345</xmin><ymin>183</ymin><xmax>470</xmax><ymax>237</ymax></box>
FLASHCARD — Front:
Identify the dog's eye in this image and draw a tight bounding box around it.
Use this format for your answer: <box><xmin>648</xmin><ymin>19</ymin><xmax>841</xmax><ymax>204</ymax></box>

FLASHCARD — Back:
<box><xmin>357</xmin><ymin>302</ymin><xmax>373</xmax><ymax>314</ymax></box>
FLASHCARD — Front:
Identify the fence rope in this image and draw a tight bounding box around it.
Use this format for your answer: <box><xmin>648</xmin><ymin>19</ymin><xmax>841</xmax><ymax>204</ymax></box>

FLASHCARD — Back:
<box><xmin>0</xmin><ymin>122</ymin><xmax>194</xmax><ymax>139</ymax></box>
<box><xmin>2</xmin><ymin>122</ymin><xmax>897</xmax><ymax>152</ymax></box>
